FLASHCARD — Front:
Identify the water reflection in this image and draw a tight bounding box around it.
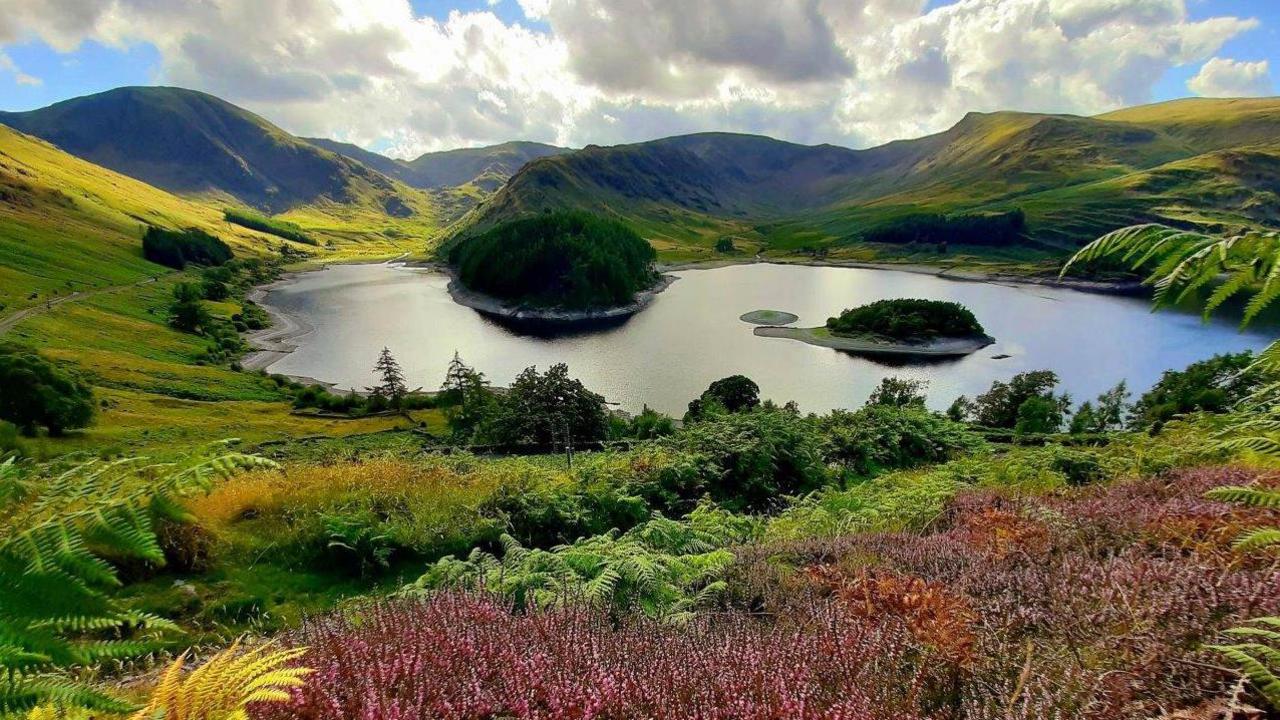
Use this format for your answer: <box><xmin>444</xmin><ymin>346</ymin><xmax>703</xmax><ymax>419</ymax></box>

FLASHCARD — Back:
<box><xmin>263</xmin><ymin>262</ymin><xmax>1275</xmax><ymax>416</ymax></box>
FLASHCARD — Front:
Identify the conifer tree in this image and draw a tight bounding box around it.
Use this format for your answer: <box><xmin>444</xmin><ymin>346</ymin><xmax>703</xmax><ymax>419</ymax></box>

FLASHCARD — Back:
<box><xmin>368</xmin><ymin>347</ymin><xmax>407</xmax><ymax>408</ymax></box>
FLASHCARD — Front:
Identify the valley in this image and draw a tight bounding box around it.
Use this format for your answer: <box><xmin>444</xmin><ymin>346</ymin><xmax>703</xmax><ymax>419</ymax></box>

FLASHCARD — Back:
<box><xmin>3</xmin><ymin>80</ymin><xmax>1280</xmax><ymax>720</ymax></box>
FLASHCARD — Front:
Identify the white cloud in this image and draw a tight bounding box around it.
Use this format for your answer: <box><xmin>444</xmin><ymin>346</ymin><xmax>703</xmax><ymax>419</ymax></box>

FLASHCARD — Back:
<box><xmin>1187</xmin><ymin>57</ymin><xmax>1273</xmax><ymax>98</ymax></box>
<box><xmin>0</xmin><ymin>0</ymin><xmax>1261</xmax><ymax>155</ymax></box>
<box><xmin>0</xmin><ymin>51</ymin><xmax>40</xmax><ymax>85</ymax></box>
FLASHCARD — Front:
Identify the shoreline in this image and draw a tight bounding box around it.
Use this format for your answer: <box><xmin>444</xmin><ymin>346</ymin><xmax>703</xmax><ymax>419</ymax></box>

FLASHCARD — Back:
<box><xmin>658</xmin><ymin>256</ymin><xmax>1145</xmax><ymax>296</ymax></box>
<box><xmin>444</xmin><ymin>270</ymin><xmax>679</xmax><ymax>326</ymax></box>
<box><xmin>754</xmin><ymin>326</ymin><xmax>997</xmax><ymax>357</ymax></box>
<box><xmin>238</xmin><ymin>252</ymin><xmax>1134</xmax><ymax>384</ymax></box>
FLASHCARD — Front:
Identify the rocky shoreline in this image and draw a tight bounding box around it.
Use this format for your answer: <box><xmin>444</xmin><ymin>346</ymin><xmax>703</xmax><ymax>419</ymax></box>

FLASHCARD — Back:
<box><xmin>445</xmin><ymin>271</ymin><xmax>678</xmax><ymax>326</ymax></box>
<box><xmin>659</xmin><ymin>257</ymin><xmax>1145</xmax><ymax>296</ymax></box>
<box><xmin>754</xmin><ymin>325</ymin><xmax>996</xmax><ymax>357</ymax></box>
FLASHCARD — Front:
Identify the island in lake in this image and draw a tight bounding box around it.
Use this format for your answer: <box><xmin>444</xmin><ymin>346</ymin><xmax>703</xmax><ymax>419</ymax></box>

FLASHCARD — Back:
<box><xmin>754</xmin><ymin>298</ymin><xmax>995</xmax><ymax>357</ymax></box>
<box><xmin>446</xmin><ymin>210</ymin><xmax>670</xmax><ymax>326</ymax></box>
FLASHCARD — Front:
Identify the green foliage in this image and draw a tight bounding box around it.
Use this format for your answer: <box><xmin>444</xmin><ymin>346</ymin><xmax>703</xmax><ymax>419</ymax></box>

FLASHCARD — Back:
<box><xmin>168</xmin><ymin>283</ymin><xmax>212</xmax><ymax>334</ymax></box>
<box><xmin>865</xmin><ymin>376</ymin><xmax>928</xmax><ymax>408</ymax></box>
<box><xmin>685</xmin><ymin>375</ymin><xmax>760</xmax><ymax>421</ymax></box>
<box><xmin>0</xmin><ymin>345</ymin><xmax>94</xmax><ymax>436</ymax></box>
<box><xmin>440</xmin><ymin>354</ymin><xmax>495</xmax><ymax>441</ymax></box>
<box><xmin>449</xmin><ymin>211</ymin><xmax>658</xmax><ymax>309</ymax></box>
<box><xmin>223</xmin><ymin>209</ymin><xmax>316</xmax><ymax>245</ymax></box>
<box><xmin>366</xmin><ymin>347</ymin><xmax>407</xmax><ymax>407</ymax></box>
<box><xmin>1014</xmin><ymin>395</ymin><xmax>1064</xmax><ymax>435</ymax></box>
<box><xmin>410</xmin><ymin>505</ymin><xmax>755</xmax><ymax>621</ymax></box>
<box><xmin>958</xmin><ymin>370</ymin><xmax>1071</xmax><ymax>430</ymax></box>
<box><xmin>141</xmin><ymin>227</ymin><xmax>232</xmax><ymax>270</ymax></box>
<box><xmin>714</xmin><ymin>237</ymin><xmax>736</xmax><ymax>253</ymax></box>
<box><xmin>861</xmin><ymin>209</ymin><xmax>1026</xmax><ymax>247</ymax></box>
<box><xmin>623</xmin><ymin>406</ymin><xmax>676</xmax><ymax>440</ymax></box>
<box><xmin>481</xmin><ymin>364</ymin><xmax>608</xmax><ymax>447</ymax></box>
<box><xmin>0</xmin><ymin>446</ymin><xmax>275</xmax><ymax>717</ymax></box>
<box><xmin>826</xmin><ymin>298</ymin><xmax>985</xmax><ymax>340</ymax></box>
<box><xmin>766</xmin><ymin>465</ymin><xmax>962</xmax><ymax>540</ymax></box>
<box><xmin>664</xmin><ymin>409</ymin><xmax>829</xmax><ymax>512</ymax></box>
<box><xmin>818</xmin><ymin>404</ymin><xmax>985</xmax><ymax>477</ymax></box>
<box><xmin>1131</xmin><ymin>352</ymin><xmax>1264</xmax><ymax>430</ymax></box>
<box><xmin>1070</xmin><ymin>382</ymin><xmax>1131</xmax><ymax>434</ymax></box>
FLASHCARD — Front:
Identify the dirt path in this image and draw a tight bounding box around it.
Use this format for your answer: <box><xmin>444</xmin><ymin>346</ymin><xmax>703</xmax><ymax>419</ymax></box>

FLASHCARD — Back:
<box><xmin>0</xmin><ymin>277</ymin><xmax>158</xmax><ymax>336</ymax></box>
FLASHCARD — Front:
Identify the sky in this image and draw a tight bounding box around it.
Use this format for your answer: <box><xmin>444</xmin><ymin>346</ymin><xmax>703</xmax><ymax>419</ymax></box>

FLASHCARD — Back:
<box><xmin>0</xmin><ymin>0</ymin><xmax>1276</xmax><ymax>158</ymax></box>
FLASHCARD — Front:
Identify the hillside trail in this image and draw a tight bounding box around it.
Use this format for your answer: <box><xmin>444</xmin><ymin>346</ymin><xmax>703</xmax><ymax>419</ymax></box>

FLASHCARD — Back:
<box><xmin>0</xmin><ymin>276</ymin><xmax>158</xmax><ymax>336</ymax></box>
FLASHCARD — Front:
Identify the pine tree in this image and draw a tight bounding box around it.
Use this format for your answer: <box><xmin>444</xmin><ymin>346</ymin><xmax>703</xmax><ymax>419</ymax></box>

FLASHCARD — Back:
<box><xmin>368</xmin><ymin>347</ymin><xmax>407</xmax><ymax>408</ymax></box>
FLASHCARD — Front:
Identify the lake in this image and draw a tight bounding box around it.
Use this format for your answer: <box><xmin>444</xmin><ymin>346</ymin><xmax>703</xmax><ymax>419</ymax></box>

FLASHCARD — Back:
<box><xmin>260</xmin><ymin>262</ymin><xmax>1275</xmax><ymax>416</ymax></box>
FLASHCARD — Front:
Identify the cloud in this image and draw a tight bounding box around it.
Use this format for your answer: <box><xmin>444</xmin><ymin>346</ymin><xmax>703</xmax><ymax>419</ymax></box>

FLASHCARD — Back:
<box><xmin>0</xmin><ymin>51</ymin><xmax>40</xmax><ymax>85</ymax></box>
<box><xmin>0</xmin><ymin>0</ymin><xmax>1262</xmax><ymax>155</ymax></box>
<box><xmin>523</xmin><ymin>0</ymin><xmax>852</xmax><ymax>98</ymax></box>
<box><xmin>1187</xmin><ymin>57</ymin><xmax>1273</xmax><ymax>98</ymax></box>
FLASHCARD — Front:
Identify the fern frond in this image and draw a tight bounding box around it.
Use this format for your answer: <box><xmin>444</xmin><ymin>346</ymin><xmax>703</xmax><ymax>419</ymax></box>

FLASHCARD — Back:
<box><xmin>1206</xmin><ymin>486</ymin><xmax>1280</xmax><ymax>509</ymax></box>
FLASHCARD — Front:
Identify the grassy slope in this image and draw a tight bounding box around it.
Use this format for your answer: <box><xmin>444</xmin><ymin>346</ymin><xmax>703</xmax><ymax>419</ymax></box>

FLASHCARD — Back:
<box><xmin>459</xmin><ymin>98</ymin><xmax>1280</xmax><ymax>263</ymax></box>
<box><xmin>0</xmin><ymin>124</ymin><xmax>434</xmax><ymax>456</ymax></box>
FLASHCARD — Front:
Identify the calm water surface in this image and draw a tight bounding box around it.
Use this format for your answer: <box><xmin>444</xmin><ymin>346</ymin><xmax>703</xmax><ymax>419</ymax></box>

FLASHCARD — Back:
<box><xmin>263</xmin><ymin>263</ymin><xmax>1275</xmax><ymax>416</ymax></box>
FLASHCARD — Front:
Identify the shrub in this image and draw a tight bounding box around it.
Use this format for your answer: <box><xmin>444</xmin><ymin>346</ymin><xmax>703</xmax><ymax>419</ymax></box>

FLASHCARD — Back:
<box><xmin>1131</xmin><ymin>352</ymin><xmax>1265</xmax><ymax>430</ymax></box>
<box><xmin>819</xmin><ymin>405</ymin><xmax>984</xmax><ymax>477</ymax></box>
<box><xmin>262</xmin><ymin>593</ymin><xmax>935</xmax><ymax>720</ymax></box>
<box><xmin>449</xmin><ymin>211</ymin><xmax>658</xmax><ymax>309</ymax></box>
<box><xmin>684</xmin><ymin>374</ymin><xmax>760</xmax><ymax>421</ymax></box>
<box><xmin>411</xmin><ymin>506</ymin><xmax>753</xmax><ymax>620</ymax></box>
<box><xmin>665</xmin><ymin>409</ymin><xmax>830</xmax><ymax>512</ymax></box>
<box><xmin>0</xmin><ymin>344</ymin><xmax>94</xmax><ymax>435</ymax></box>
<box><xmin>142</xmin><ymin>226</ymin><xmax>232</xmax><ymax>269</ymax></box>
<box><xmin>826</xmin><ymin>299</ymin><xmax>985</xmax><ymax>340</ymax></box>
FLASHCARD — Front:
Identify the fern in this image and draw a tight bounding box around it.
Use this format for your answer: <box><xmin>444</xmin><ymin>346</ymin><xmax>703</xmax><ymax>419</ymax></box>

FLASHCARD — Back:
<box><xmin>1066</xmin><ymin>224</ymin><xmax>1280</xmax><ymax>707</ymax></box>
<box><xmin>129</xmin><ymin>639</ymin><xmax>310</xmax><ymax>720</ymax></box>
<box><xmin>408</xmin><ymin>504</ymin><xmax>751</xmax><ymax>621</ymax></box>
<box><xmin>0</xmin><ymin>445</ymin><xmax>276</xmax><ymax>718</ymax></box>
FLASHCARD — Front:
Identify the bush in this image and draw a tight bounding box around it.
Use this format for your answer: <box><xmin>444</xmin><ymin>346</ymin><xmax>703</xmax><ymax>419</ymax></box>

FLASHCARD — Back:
<box><xmin>665</xmin><ymin>409</ymin><xmax>830</xmax><ymax>512</ymax></box>
<box><xmin>142</xmin><ymin>226</ymin><xmax>232</xmax><ymax>269</ymax></box>
<box><xmin>0</xmin><ymin>345</ymin><xmax>94</xmax><ymax>435</ymax></box>
<box><xmin>1131</xmin><ymin>352</ymin><xmax>1266</xmax><ymax>430</ymax></box>
<box><xmin>449</xmin><ymin>211</ymin><xmax>658</xmax><ymax>308</ymax></box>
<box><xmin>826</xmin><ymin>299</ymin><xmax>985</xmax><ymax>340</ymax></box>
<box><xmin>685</xmin><ymin>374</ymin><xmax>760</xmax><ymax>421</ymax></box>
<box><xmin>960</xmin><ymin>370</ymin><xmax>1070</xmax><ymax>430</ymax></box>
<box><xmin>819</xmin><ymin>405</ymin><xmax>985</xmax><ymax>477</ymax></box>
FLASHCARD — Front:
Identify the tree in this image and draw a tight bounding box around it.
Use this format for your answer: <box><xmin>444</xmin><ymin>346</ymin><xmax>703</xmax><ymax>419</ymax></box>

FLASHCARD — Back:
<box><xmin>970</xmin><ymin>370</ymin><xmax>1070</xmax><ymax>429</ymax></box>
<box><xmin>1130</xmin><ymin>353</ymin><xmax>1263</xmax><ymax>430</ymax></box>
<box><xmin>440</xmin><ymin>353</ymin><xmax>495</xmax><ymax>440</ymax></box>
<box><xmin>169</xmin><ymin>282</ymin><xmax>211</xmax><ymax>334</ymax></box>
<box><xmin>946</xmin><ymin>395</ymin><xmax>974</xmax><ymax>423</ymax></box>
<box><xmin>866</xmin><ymin>377</ymin><xmax>928</xmax><ymax>408</ymax></box>
<box><xmin>1014</xmin><ymin>395</ymin><xmax>1063</xmax><ymax>434</ymax></box>
<box><xmin>686</xmin><ymin>375</ymin><xmax>760</xmax><ymax>421</ymax></box>
<box><xmin>484</xmin><ymin>364</ymin><xmax>608</xmax><ymax>447</ymax></box>
<box><xmin>715</xmin><ymin>237</ymin><xmax>736</xmax><ymax>253</ymax></box>
<box><xmin>368</xmin><ymin>347</ymin><xmax>408</xmax><ymax>408</ymax></box>
<box><xmin>0</xmin><ymin>345</ymin><xmax>94</xmax><ymax>435</ymax></box>
<box><xmin>1071</xmin><ymin>381</ymin><xmax>1131</xmax><ymax>434</ymax></box>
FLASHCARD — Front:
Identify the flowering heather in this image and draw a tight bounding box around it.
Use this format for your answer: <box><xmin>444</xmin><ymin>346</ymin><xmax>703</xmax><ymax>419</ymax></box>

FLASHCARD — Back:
<box><xmin>259</xmin><ymin>592</ymin><xmax>934</xmax><ymax>720</ymax></box>
<box><xmin>732</xmin><ymin>466</ymin><xmax>1280</xmax><ymax>717</ymax></box>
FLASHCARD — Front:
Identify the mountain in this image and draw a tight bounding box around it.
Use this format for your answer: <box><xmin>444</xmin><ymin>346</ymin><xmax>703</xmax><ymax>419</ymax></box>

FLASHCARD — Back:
<box><xmin>306</xmin><ymin>138</ymin><xmax>568</xmax><ymax>191</ymax></box>
<box><xmin>0</xmin><ymin>86</ymin><xmax>426</xmax><ymax>215</ymax></box>
<box><xmin>458</xmin><ymin>98</ymin><xmax>1280</xmax><ymax>253</ymax></box>
<box><xmin>0</xmin><ymin>123</ymin><xmax>292</xmax><ymax>315</ymax></box>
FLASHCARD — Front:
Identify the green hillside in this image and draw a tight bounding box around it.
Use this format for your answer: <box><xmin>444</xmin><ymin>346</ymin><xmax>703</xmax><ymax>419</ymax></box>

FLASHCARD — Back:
<box><xmin>307</xmin><ymin>138</ymin><xmax>568</xmax><ymax>192</ymax></box>
<box><xmin>0</xmin><ymin>86</ymin><xmax>434</xmax><ymax>219</ymax></box>
<box><xmin>457</xmin><ymin>98</ymin><xmax>1280</xmax><ymax>260</ymax></box>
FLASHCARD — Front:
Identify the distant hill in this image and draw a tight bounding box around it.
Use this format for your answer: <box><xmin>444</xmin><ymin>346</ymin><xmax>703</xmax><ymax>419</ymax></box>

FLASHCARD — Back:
<box><xmin>458</xmin><ymin>98</ymin><xmax>1280</xmax><ymax>253</ymax></box>
<box><xmin>0</xmin><ymin>86</ymin><xmax>426</xmax><ymax>215</ymax></box>
<box><xmin>306</xmin><ymin>138</ymin><xmax>568</xmax><ymax>191</ymax></box>
<box><xmin>0</xmin><ymin>123</ymin><xmax>291</xmax><ymax>314</ymax></box>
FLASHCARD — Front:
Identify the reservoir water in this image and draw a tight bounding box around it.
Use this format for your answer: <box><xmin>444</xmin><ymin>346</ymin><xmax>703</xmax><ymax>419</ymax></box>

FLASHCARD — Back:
<box><xmin>262</xmin><ymin>262</ymin><xmax>1275</xmax><ymax>416</ymax></box>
